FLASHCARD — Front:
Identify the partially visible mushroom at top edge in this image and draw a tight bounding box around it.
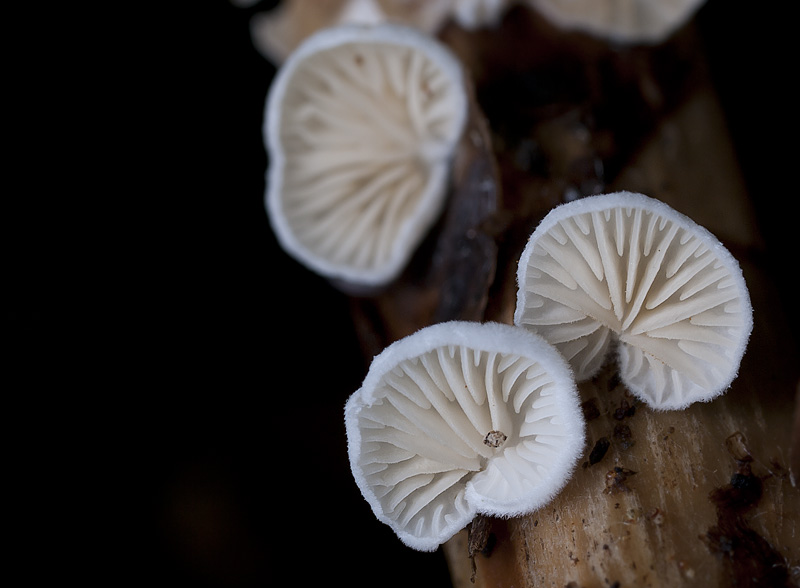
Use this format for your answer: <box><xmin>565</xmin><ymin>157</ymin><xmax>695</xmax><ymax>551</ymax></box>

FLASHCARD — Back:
<box><xmin>248</xmin><ymin>0</ymin><xmax>517</xmax><ymax>65</ymax></box>
<box><xmin>526</xmin><ymin>0</ymin><xmax>707</xmax><ymax>45</ymax></box>
<box><xmin>244</xmin><ymin>0</ymin><xmax>708</xmax><ymax>67</ymax></box>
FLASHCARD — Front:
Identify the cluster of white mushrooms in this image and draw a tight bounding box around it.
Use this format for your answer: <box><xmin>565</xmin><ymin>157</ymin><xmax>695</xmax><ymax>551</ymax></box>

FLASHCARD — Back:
<box><xmin>246</xmin><ymin>0</ymin><xmax>708</xmax><ymax>65</ymax></box>
<box><xmin>256</xmin><ymin>0</ymin><xmax>747</xmax><ymax>554</ymax></box>
<box><xmin>345</xmin><ymin>192</ymin><xmax>752</xmax><ymax>550</ymax></box>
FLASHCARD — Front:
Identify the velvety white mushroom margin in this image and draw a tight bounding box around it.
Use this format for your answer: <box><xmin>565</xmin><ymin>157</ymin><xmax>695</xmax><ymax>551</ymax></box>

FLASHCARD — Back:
<box><xmin>345</xmin><ymin>321</ymin><xmax>586</xmax><ymax>551</ymax></box>
<box><xmin>528</xmin><ymin>0</ymin><xmax>706</xmax><ymax>45</ymax></box>
<box><xmin>515</xmin><ymin>192</ymin><xmax>753</xmax><ymax>410</ymax></box>
<box><xmin>264</xmin><ymin>24</ymin><xmax>468</xmax><ymax>287</ymax></box>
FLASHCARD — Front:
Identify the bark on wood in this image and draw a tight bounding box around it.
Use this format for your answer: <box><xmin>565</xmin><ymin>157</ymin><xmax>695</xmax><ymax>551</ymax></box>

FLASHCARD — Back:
<box><xmin>347</xmin><ymin>7</ymin><xmax>800</xmax><ymax>587</ymax></box>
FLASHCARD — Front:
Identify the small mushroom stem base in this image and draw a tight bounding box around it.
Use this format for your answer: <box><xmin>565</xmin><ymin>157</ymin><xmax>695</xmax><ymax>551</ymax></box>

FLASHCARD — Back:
<box><xmin>467</xmin><ymin>514</ymin><xmax>494</xmax><ymax>583</ymax></box>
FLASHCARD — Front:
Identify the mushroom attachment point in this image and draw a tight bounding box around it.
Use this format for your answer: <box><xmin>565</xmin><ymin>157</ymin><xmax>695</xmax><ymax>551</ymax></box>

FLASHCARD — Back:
<box><xmin>514</xmin><ymin>192</ymin><xmax>753</xmax><ymax>410</ymax></box>
<box><xmin>345</xmin><ymin>321</ymin><xmax>585</xmax><ymax>551</ymax></box>
<box><xmin>264</xmin><ymin>24</ymin><xmax>468</xmax><ymax>287</ymax></box>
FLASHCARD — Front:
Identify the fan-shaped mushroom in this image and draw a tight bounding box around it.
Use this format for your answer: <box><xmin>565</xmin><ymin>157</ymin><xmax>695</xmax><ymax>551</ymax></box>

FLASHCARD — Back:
<box><xmin>345</xmin><ymin>321</ymin><xmax>585</xmax><ymax>550</ymax></box>
<box><xmin>264</xmin><ymin>24</ymin><xmax>468</xmax><ymax>287</ymax></box>
<box><xmin>514</xmin><ymin>192</ymin><xmax>753</xmax><ymax>410</ymax></box>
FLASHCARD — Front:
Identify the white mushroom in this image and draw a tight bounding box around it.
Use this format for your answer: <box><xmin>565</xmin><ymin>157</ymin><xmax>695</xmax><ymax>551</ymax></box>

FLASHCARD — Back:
<box><xmin>345</xmin><ymin>321</ymin><xmax>585</xmax><ymax>550</ymax></box>
<box><xmin>264</xmin><ymin>24</ymin><xmax>468</xmax><ymax>287</ymax></box>
<box><xmin>526</xmin><ymin>0</ymin><xmax>707</xmax><ymax>45</ymax></box>
<box><xmin>514</xmin><ymin>192</ymin><xmax>753</xmax><ymax>410</ymax></box>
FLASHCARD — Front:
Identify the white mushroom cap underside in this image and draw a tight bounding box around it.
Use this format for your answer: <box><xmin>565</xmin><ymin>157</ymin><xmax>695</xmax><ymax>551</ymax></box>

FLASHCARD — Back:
<box><xmin>265</xmin><ymin>24</ymin><xmax>467</xmax><ymax>286</ymax></box>
<box><xmin>514</xmin><ymin>192</ymin><xmax>753</xmax><ymax>410</ymax></box>
<box><xmin>345</xmin><ymin>321</ymin><xmax>585</xmax><ymax>551</ymax></box>
<box><xmin>528</xmin><ymin>0</ymin><xmax>706</xmax><ymax>44</ymax></box>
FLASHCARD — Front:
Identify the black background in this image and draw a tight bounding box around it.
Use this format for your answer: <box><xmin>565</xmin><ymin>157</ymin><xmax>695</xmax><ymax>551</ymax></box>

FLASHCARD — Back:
<box><xmin>7</xmin><ymin>1</ymin><xmax>796</xmax><ymax>586</ymax></box>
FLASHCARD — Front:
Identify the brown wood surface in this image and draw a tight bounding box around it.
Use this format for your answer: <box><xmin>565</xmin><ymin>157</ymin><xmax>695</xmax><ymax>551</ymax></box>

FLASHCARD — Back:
<box><xmin>346</xmin><ymin>7</ymin><xmax>800</xmax><ymax>587</ymax></box>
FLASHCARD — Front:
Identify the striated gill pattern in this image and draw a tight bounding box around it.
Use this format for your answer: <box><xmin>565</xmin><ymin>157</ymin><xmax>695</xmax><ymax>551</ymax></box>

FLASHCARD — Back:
<box><xmin>277</xmin><ymin>39</ymin><xmax>463</xmax><ymax>274</ymax></box>
<box><xmin>356</xmin><ymin>344</ymin><xmax>569</xmax><ymax>544</ymax></box>
<box><xmin>517</xmin><ymin>201</ymin><xmax>750</xmax><ymax>408</ymax></box>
